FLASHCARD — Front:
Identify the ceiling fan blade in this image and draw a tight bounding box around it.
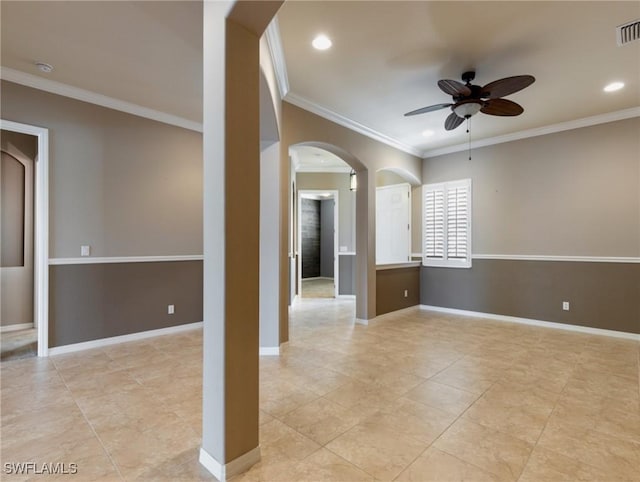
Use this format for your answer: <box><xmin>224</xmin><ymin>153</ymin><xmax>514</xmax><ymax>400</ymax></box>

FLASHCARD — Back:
<box><xmin>404</xmin><ymin>103</ymin><xmax>452</xmax><ymax>117</ymax></box>
<box><xmin>481</xmin><ymin>75</ymin><xmax>535</xmax><ymax>99</ymax></box>
<box><xmin>445</xmin><ymin>112</ymin><xmax>465</xmax><ymax>130</ymax></box>
<box><xmin>438</xmin><ymin>79</ymin><xmax>471</xmax><ymax>97</ymax></box>
<box><xmin>481</xmin><ymin>98</ymin><xmax>524</xmax><ymax>116</ymax></box>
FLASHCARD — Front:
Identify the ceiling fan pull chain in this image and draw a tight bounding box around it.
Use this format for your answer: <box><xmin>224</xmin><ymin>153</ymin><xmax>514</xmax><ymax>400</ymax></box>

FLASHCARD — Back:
<box><xmin>467</xmin><ymin>118</ymin><xmax>472</xmax><ymax>160</ymax></box>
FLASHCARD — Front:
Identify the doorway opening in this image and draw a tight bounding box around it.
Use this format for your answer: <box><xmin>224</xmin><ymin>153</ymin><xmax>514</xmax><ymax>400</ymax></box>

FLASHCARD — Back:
<box><xmin>297</xmin><ymin>190</ymin><xmax>338</xmax><ymax>299</ymax></box>
<box><xmin>0</xmin><ymin>120</ymin><xmax>49</xmax><ymax>358</ymax></box>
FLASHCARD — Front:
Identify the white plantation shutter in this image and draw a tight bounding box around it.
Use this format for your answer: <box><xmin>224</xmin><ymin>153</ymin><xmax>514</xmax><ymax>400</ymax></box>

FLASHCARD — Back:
<box><xmin>424</xmin><ymin>186</ymin><xmax>445</xmax><ymax>259</ymax></box>
<box><xmin>423</xmin><ymin>179</ymin><xmax>471</xmax><ymax>268</ymax></box>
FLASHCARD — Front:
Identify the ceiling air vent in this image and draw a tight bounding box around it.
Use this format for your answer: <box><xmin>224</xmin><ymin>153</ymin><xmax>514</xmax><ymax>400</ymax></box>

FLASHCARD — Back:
<box><xmin>616</xmin><ymin>19</ymin><xmax>640</xmax><ymax>46</ymax></box>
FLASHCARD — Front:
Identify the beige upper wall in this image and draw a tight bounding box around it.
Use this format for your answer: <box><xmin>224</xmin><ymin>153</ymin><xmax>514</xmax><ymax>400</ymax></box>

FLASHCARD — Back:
<box><xmin>283</xmin><ymin>102</ymin><xmax>422</xmax><ymax>177</ymax></box>
<box><xmin>376</xmin><ymin>170</ymin><xmax>405</xmax><ymax>187</ymax></box>
<box><xmin>423</xmin><ymin>117</ymin><xmax>640</xmax><ymax>257</ymax></box>
<box><xmin>1</xmin><ymin>81</ymin><xmax>203</xmax><ymax>258</ymax></box>
<box><xmin>296</xmin><ymin>172</ymin><xmax>355</xmax><ymax>251</ymax></box>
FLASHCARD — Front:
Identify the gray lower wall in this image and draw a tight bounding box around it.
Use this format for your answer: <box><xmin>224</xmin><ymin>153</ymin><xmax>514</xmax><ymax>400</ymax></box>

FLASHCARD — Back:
<box><xmin>339</xmin><ymin>255</ymin><xmax>355</xmax><ymax>295</ymax></box>
<box><xmin>420</xmin><ymin>259</ymin><xmax>640</xmax><ymax>334</ymax></box>
<box><xmin>49</xmin><ymin>260</ymin><xmax>203</xmax><ymax>347</ymax></box>
<box><xmin>377</xmin><ymin>267</ymin><xmax>420</xmax><ymax>315</ymax></box>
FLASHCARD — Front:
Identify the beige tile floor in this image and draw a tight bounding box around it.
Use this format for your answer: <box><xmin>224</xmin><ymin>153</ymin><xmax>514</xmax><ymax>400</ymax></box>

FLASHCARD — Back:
<box><xmin>301</xmin><ymin>278</ymin><xmax>335</xmax><ymax>298</ymax></box>
<box><xmin>1</xmin><ymin>328</ymin><xmax>37</xmax><ymax>362</ymax></box>
<box><xmin>1</xmin><ymin>298</ymin><xmax>639</xmax><ymax>481</ymax></box>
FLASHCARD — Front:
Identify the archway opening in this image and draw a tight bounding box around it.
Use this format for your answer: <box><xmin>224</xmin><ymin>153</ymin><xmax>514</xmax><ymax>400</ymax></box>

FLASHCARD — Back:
<box><xmin>288</xmin><ymin>142</ymin><xmax>370</xmax><ymax>323</ymax></box>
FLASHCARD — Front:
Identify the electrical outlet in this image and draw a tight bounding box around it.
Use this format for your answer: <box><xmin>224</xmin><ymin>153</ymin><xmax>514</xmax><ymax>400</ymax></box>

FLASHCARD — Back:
<box><xmin>404</xmin><ymin>290</ymin><xmax>408</xmax><ymax>298</ymax></box>
<box><xmin>81</xmin><ymin>245</ymin><xmax>90</xmax><ymax>257</ymax></box>
<box><xmin>168</xmin><ymin>304</ymin><xmax>175</xmax><ymax>315</ymax></box>
<box><xmin>562</xmin><ymin>301</ymin><xmax>570</xmax><ymax>311</ymax></box>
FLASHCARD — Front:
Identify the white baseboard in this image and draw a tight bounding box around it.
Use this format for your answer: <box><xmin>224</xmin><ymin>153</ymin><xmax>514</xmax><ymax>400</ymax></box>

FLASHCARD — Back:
<box><xmin>337</xmin><ymin>294</ymin><xmax>356</xmax><ymax>299</ymax></box>
<box><xmin>355</xmin><ymin>304</ymin><xmax>421</xmax><ymax>326</ymax></box>
<box><xmin>259</xmin><ymin>346</ymin><xmax>280</xmax><ymax>356</ymax></box>
<box><xmin>199</xmin><ymin>446</ymin><xmax>261</xmax><ymax>481</ymax></box>
<box><xmin>375</xmin><ymin>304</ymin><xmax>421</xmax><ymax>321</ymax></box>
<box><xmin>420</xmin><ymin>305</ymin><xmax>640</xmax><ymax>341</ymax></box>
<box><xmin>48</xmin><ymin>321</ymin><xmax>203</xmax><ymax>356</ymax></box>
<box><xmin>1</xmin><ymin>323</ymin><xmax>34</xmax><ymax>333</ymax></box>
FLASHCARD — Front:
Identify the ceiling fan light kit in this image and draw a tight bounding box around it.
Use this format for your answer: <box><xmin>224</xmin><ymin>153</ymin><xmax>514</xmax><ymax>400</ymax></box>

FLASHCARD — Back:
<box><xmin>453</xmin><ymin>100</ymin><xmax>483</xmax><ymax>119</ymax></box>
<box><xmin>404</xmin><ymin>70</ymin><xmax>535</xmax><ymax>131</ymax></box>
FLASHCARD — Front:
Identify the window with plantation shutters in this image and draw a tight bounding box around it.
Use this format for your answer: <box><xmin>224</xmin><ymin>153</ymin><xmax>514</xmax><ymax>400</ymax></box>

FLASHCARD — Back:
<box><xmin>423</xmin><ymin>179</ymin><xmax>471</xmax><ymax>268</ymax></box>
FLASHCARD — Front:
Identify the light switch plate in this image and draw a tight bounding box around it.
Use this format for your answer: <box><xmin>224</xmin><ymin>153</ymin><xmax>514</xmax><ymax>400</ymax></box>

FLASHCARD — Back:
<box><xmin>81</xmin><ymin>245</ymin><xmax>90</xmax><ymax>257</ymax></box>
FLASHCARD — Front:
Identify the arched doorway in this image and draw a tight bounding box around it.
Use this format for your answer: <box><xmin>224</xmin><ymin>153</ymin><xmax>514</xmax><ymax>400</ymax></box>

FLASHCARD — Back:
<box><xmin>290</xmin><ymin>145</ymin><xmax>351</xmax><ymax>301</ymax></box>
<box><xmin>287</xmin><ymin>141</ymin><xmax>371</xmax><ymax>323</ymax></box>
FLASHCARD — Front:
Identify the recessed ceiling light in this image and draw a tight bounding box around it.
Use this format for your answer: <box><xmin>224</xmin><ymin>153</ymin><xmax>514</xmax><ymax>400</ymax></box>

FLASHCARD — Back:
<box><xmin>603</xmin><ymin>81</ymin><xmax>624</xmax><ymax>92</ymax></box>
<box><xmin>422</xmin><ymin>130</ymin><xmax>434</xmax><ymax>137</ymax></box>
<box><xmin>312</xmin><ymin>34</ymin><xmax>332</xmax><ymax>51</ymax></box>
<box><xmin>35</xmin><ymin>61</ymin><xmax>54</xmax><ymax>73</ymax></box>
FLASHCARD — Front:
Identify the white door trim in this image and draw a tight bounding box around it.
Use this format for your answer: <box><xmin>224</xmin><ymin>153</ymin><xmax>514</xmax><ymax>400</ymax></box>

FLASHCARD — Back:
<box><xmin>297</xmin><ymin>190</ymin><xmax>339</xmax><ymax>298</ymax></box>
<box><xmin>1</xmin><ymin>119</ymin><xmax>49</xmax><ymax>357</ymax></box>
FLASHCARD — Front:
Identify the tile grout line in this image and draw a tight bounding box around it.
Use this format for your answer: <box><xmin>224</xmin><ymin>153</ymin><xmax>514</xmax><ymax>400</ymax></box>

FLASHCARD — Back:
<box><xmin>291</xmin><ymin>309</ymin><xmax>518</xmax><ymax>480</ymax></box>
<box><xmin>393</xmin><ymin>378</ymin><xmax>497</xmax><ymax>481</ymax></box>
<box><xmin>53</xmin><ymin>352</ymin><xmax>126</xmax><ymax>481</ymax></box>
<box><xmin>321</xmin><ymin>445</ymin><xmax>379</xmax><ymax>480</ymax></box>
<box><xmin>515</xmin><ymin>339</ymin><xmax>603</xmax><ymax>481</ymax></box>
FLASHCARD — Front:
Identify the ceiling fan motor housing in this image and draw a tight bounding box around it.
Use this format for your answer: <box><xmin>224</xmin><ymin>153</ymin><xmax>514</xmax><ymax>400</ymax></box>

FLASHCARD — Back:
<box><xmin>461</xmin><ymin>71</ymin><xmax>476</xmax><ymax>83</ymax></box>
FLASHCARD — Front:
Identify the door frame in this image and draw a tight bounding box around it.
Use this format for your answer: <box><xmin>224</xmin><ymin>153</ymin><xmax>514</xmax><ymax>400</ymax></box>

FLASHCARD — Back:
<box><xmin>297</xmin><ymin>189</ymin><xmax>339</xmax><ymax>298</ymax></box>
<box><xmin>1</xmin><ymin>119</ymin><xmax>49</xmax><ymax>356</ymax></box>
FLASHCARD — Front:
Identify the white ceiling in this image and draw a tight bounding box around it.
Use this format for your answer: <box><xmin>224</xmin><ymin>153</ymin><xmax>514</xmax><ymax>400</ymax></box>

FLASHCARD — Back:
<box><xmin>1</xmin><ymin>1</ymin><xmax>203</xmax><ymax>122</ymax></box>
<box><xmin>1</xmin><ymin>1</ymin><xmax>638</xmax><ymax>156</ymax></box>
<box><xmin>278</xmin><ymin>1</ymin><xmax>640</xmax><ymax>153</ymax></box>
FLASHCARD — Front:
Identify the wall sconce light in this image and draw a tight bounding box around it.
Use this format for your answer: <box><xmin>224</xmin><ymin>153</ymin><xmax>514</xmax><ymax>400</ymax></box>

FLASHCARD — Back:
<box><xmin>350</xmin><ymin>169</ymin><xmax>357</xmax><ymax>191</ymax></box>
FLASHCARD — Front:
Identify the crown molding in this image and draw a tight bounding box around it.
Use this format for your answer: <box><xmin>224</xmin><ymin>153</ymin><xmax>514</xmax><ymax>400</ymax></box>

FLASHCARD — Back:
<box><xmin>295</xmin><ymin>166</ymin><xmax>352</xmax><ymax>173</ymax></box>
<box><xmin>285</xmin><ymin>93</ymin><xmax>422</xmax><ymax>157</ymax></box>
<box><xmin>1</xmin><ymin>67</ymin><xmax>203</xmax><ymax>132</ymax></box>
<box><xmin>422</xmin><ymin>107</ymin><xmax>640</xmax><ymax>158</ymax></box>
<box><xmin>264</xmin><ymin>17</ymin><xmax>289</xmax><ymax>99</ymax></box>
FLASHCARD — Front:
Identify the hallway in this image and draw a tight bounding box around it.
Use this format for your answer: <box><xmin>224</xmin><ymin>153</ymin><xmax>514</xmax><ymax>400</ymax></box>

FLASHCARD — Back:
<box><xmin>1</xmin><ymin>299</ymin><xmax>638</xmax><ymax>480</ymax></box>
<box><xmin>301</xmin><ymin>278</ymin><xmax>335</xmax><ymax>299</ymax></box>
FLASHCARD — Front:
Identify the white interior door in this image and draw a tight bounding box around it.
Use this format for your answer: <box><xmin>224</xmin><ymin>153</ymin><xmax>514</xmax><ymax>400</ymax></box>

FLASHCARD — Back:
<box><xmin>376</xmin><ymin>183</ymin><xmax>411</xmax><ymax>264</ymax></box>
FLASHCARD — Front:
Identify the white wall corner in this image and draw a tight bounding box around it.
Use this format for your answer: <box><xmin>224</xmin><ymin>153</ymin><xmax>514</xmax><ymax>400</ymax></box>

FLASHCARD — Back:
<box><xmin>355</xmin><ymin>318</ymin><xmax>370</xmax><ymax>326</ymax></box>
<box><xmin>264</xmin><ymin>17</ymin><xmax>289</xmax><ymax>99</ymax></box>
<box><xmin>199</xmin><ymin>446</ymin><xmax>261</xmax><ymax>482</ymax></box>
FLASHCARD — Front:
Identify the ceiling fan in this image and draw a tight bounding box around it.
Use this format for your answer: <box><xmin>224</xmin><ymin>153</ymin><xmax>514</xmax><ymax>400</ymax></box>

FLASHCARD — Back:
<box><xmin>404</xmin><ymin>71</ymin><xmax>535</xmax><ymax>130</ymax></box>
